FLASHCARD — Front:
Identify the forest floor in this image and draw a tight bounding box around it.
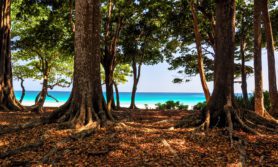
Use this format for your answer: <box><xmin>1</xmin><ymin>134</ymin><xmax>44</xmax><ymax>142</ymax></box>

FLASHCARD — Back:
<box><xmin>0</xmin><ymin>109</ymin><xmax>277</xmax><ymax>166</ymax></box>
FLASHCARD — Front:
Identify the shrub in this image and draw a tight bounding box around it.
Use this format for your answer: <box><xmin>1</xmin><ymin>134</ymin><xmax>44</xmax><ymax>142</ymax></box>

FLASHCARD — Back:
<box><xmin>155</xmin><ymin>100</ymin><xmax>188</xmax><ymax>110</ymax></box>
<box><xmin>193</xmin><ymin>101</ymin><xmax>207</xmax><ymax>111</ymax></box>
<box><xmin>248</xmin><ymin>91</ymin><xmax>270</xmax><ymax>111</ymax></box>
<box><xmin>196</xmin><ymin>91</ymin><xmax>270</xmax><ymax>111</ymax></box>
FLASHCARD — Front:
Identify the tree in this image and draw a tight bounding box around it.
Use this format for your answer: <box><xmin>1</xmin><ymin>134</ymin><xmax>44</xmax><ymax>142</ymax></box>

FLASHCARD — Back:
<box><xmin>261</xmin><ymin>0</ymin><xmax>278</xmax><ymax>117</ymax></box>
<box><xmin>253</xmin><ymin>0</ymin><xmax>265</xmax><ymax>116</ymax></box>
<box><xmin>12</xmin><ymin>65</ymin><xmax>31</xmax><ymax>103</ymax></box>
<box><xmin>235</xmin><ymin>0</ymin><xmax>254</xmax><ymax>107</ymax></box>
<box><xmin>12</xmin><ymin>50</ymin><xmax>73</xmax><ymax>109</ymax></box>
<box><xmin>11</xmin><ymin>0</ymin><xmax>73</xmax><ymax>112</ymax></box>
<box><xmin>112</xmin><ymin>64</ymin><xmax>131</xmax><ymax>109</ymax></box>
<box><xmin>101</xmin><ymin>0</ymin><xmax>134</xmax><ymax>113</ymax></box>
<box><xmin>175</xmin><ymin>0</ymin><xmax>277</xmax><ymax>135</ymax></box>
<box><xmin>46</xmin><ymin>0</ymin><xmax>110</xmax><ymax>128</ymax></box>
<box><xmin>121</xmin><ymin>0</ymin><xmax>167</xmax><ymax>109</ymax></box>
<box><xmin>204</xmin><ymin>0</ymin><xmax>237</xmax><ymax>128</ymax></box>
<box><xmin>101</xmin><ymin>64</ymin><xmax>132</xmax><ymax>109</ymax></box>
<box><xmin>165</xmin><ymin>0</ymin><xmax>252</xmax><ymax>103</ymax></box>
<box><xmin>0</xmin><ymin>0</ymin><xmax>22</xmax><ymax>111</ymax></box>
<box><xmin>189</xmin><ymin>0</ymin><xmax>210</xmax><ymax>102</ymax></box>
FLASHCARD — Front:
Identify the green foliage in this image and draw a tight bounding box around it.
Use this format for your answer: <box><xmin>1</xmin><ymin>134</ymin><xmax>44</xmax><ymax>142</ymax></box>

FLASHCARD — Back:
<box><xmin>165</xmin><ymin>0</ymin><xmax>254</xmax><ymax>84</ymax></box>
<box><xmin>119</xmin><ymin>0</ymin><xmax>169</xmax><ymax>66</ymax></box>
<box><xmin>11</xmin><ymin>0</ymin><xmax>73</xmax><ymax>89</ymax></box>
<box><xmin>270</xmin><ymin>8</ymin><xmax>278</xmax><ymax>49</ymax></box>
<box><xmin>193</xmin><ymin>101</ymin><xmax>207</xmax><ymax>111</ymax></box>
<box><xmin>248</xmin><ymin>91</ymin><xmax>271</xmax><ymax>111</ymax></box>
<box><xmin>193</xmin><ymin>92</ymin><xmax>271</xmax><ymax>111</ymax></box>
<box><xmin>233</xmin><ymin>91</ymin><xmax>271</xmax><ymax>111</ymax></box>
<box><xmin>155</xmin><ymin>101</ymin><xmax>188</xmax><ymax>110</ymax></box>
<box><xmin>101</xmin><ymin>64</ymin><xmax>132</xmax><ymax>85</ymax></box>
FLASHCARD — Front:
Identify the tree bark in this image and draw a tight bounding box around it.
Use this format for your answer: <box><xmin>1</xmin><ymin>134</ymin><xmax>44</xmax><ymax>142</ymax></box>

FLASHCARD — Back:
<box><xmin>113</xmin><ymin>81</ymin><xmax>120</xmax><ymax>109</ymax></box>
<box><xmin>130</xmin><ymin>56</ymin><xmax>142</xmax><ymax>109</ymax></box>
<box><xmin>253</xmin><ymin>0</ymin><xmax>265</xmax><ymax>116</ymax></box>
<box><xmin>190</xmin><ymin>0</ymin><xmax>211</xmax><ymax>103</ymax></box>
<box><xmin>28</xmin><ymin>60</ymin><xmax>49</xmax><ymax>113</ymax></box>
<box><xmin>103</xmin><ymin>63</ymin><xmax>116</xmax><ymax>112</ymax></box>
<box><xmin>102</xmin><ymin>0</ymin><xmax>123</xmax><ymax>113</ymax></box>
<box><xmin>261</xmin><ymin>0</ymin><xmax>278</xmax><ymax>117</ymax></box>
<box><xmin>0</xmin><ymin>0</ymin><xmax>23</xmax><ymax>111</ymax></box>
<box><xmin>47</xmin><ymin>93</ymin><xmax>59</xmax><ymax>102</ymax></box>
<box><xmin>206</xmin><ymin>0</ymin><xmax>236</xmax><ymax>127</ymax></box>
<box><xmin>176</xmin><ymin>0</ymin><xmax>277</xmax><ymax>132</ymax></box>
<box><xmin>240</xmin><ymin>34</ymin><xmax>248</xmax><ymax>106</ymax></box>
<box><xmin>46</xmin><ymin>0</ymin><xmax>110</xmax><ymax>128</ymax></box>
<box><xmin>19</xmin><ymin>78</ymin><xmax>25</xmax><ymax>103</ymax></box>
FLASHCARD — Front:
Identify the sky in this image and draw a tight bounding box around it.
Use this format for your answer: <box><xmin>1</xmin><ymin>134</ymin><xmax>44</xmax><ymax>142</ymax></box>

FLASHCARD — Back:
<box><xmin>13</xmin><ymin>49</ymin><xmax>278</xmax><ymax>93</ymax></box>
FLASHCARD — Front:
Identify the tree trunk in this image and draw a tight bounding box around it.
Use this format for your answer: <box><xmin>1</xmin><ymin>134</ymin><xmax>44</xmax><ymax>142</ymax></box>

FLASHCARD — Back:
<box><xmin>206</xmin><ymin>0</ymin><xmax>236</xmax><ymax>127</ymax></box>
<box><xmin>113</xmin><ymin>81</ymin><xmax>120</xmax><ymax>109</ymax></box>
<box><xmin>240</xmin><ymin>36</ymin><xmax>248</xmax><ymax>107</ymax></box>
<box><xmin>190</xmin><ymin>0</ymin><xmax>210</xmax><ymax>103</ymax></box>
<box><xmin>103</xmin><ymin>63</ymin><xmax>116</xmax><ymax>112</ymax></box>
<box><xmin>176</xmin><ymin>0</ymin><xmax>277</xmax><ymax>132</ymax></box>
<box><xmin>47</xmin><ymin>93</ymin><xmax>59</xmax><ymax>102</ymax></box>
<box><xmin>46</xmin><ymin>0</ymin><xmax>111</xmax><ymax>128</ymax></box>
<box><xmin>130</xmin><ymin>56</ymin><xmax>142</xmax><ymax>109</ymax></box>
<box><xmin>102</xmin><ymin>0</ymin><xmax>123</xmax><ymax>113</ymax></box>
<box><xmin>19</xmin><ymin>78</ymin><xmax>25</xmax><ymax>103</ymax></box>
<box><xmin>29</xmin><ymin>61</ymin><xmax>49</xmax><ymax>113</ymax></box>
<box><xmin>261</xmin><ymin>0</ymin><xmax>278</xmax><ymax>117</ymax></box>
<box><xmin>253</xmin><ymin>0</ymin><xmax>265</xmax><ymax>116</ymax></box>
<box><xmin>0</xmin><ymin>0</ymin><xmax>23</xmax><ymax>111</ymax></box>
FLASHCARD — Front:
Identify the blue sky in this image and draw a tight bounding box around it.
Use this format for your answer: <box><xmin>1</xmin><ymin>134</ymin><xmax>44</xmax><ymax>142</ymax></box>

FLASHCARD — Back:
<box><xmin>13</xmin><ymin>49</ymin><xmax>277</xmax><ymax>93</ymax></box>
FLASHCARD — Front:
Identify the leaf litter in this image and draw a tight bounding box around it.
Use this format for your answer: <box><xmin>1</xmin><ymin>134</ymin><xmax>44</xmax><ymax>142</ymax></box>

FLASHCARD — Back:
<box><xmin>0</xmin><ymin>109</ymin><xmax>277</xmax><ymax>166</ymax></box>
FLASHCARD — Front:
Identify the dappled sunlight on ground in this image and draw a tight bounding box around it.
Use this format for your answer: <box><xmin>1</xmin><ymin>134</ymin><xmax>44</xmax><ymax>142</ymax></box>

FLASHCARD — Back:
<box><xmin>0</xmin><ymin>109</ymin><xmax>277</xmax><ymax>166</ymax></box>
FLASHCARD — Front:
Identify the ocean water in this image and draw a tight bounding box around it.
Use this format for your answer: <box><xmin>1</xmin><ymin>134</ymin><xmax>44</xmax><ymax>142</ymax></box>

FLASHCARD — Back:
<box><xmin>14</xmin><ymin>91</ymin><xmax>206</xmax><ymax>108</ymax></box>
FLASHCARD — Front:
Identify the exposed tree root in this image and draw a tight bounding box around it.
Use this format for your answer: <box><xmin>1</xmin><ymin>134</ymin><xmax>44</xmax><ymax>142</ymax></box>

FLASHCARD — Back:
<box><xmin>243</xmin><ymin>109</ymin><xmax>278</xmax><ymax>128</ymax></box>
<box><xmin>0</xmin><ymin>120</ymin><xmax>43</xmax><ymax>135</ymax></box>
<box><xmin>161</xmin><ymin>139</ymin><xmax>178</xmax><ymax>157</ymax></box>
<box><xmin>0</xmin><ymin>138</ymin><xmax>44</xmax><ymax>159</ymax></box>
<box><xmin>9</xmin><ymin>160</ymin><xmax>32</xmax><ymax>166</ymax></box>
<box><xmin>42</xmin><ymin>146</ymin><xmax>58</xmax><ymax>164</ymax></box>
<box><xmin>174</xmin><ymin>112</ymin><xmax>204</xmax><ymax>129</ymax></box>
<box><xmin>0</xmin><ymin>105</ymin><xmax>10</xmax><ymax>112</ymax></box>
<box><xmin>174</xmin><ymin>105</ymin><xmax>272</xmax><ymax>137</ymax></box>
<box><xmin>41</xmin><ymin>126</ymin><xmax>97</xmax><ymax>164</ymax></box>
<box><xmin>0</xmin><ymin>94</ymin><xmax>110</xmax><ymax>135</ymax></box>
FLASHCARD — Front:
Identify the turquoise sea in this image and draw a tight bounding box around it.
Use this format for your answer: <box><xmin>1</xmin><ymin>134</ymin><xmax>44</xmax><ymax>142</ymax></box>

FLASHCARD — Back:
<box><xmin>14</xmin><ymin>91</ymin><xmax>206</xmax><ymax>108</ymax></box>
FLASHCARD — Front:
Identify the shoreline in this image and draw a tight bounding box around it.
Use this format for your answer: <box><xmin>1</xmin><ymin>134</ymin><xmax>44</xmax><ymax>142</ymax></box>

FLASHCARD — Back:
<box><xmin>21</xmin><ymin>102</ymin><xmax>195</xmax><ymax>110</ymax></box>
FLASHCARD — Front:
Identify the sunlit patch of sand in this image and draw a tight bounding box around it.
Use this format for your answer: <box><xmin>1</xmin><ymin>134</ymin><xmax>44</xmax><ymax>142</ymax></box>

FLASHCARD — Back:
<box><xmin>0</xmin><ymin>121</ymin><xmax>10</xmax><ymax>125</ymax></box>
<box><xmin>0</xmin><ymin>140</ymin><xmax>9</xmax><ymax>147</ymax></box>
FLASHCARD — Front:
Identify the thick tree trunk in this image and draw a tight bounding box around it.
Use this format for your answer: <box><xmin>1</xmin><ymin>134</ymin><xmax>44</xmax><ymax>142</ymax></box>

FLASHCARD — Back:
<box><xmin>0</xmin><ymin>0</ymin><xmax>22</xmax><ymax>111</ymax></box>
<box><xmin>206</xmin><ymin>0</ymin><xmax>236</xmax><ymax>127</ymax></box>
<box><xmin>19</xmin><ymin>78</ymin><xmax>25</xmax><ymax>103</ymax></box>
<box><xmin>261</xmin><ymin>0</ymin><xmax>278</xmax><ymax>117</ymax></box>
<box><xmin>240</xmin><ymin>37</ymin><xmax>248</xmax><ymax>106</ymax></box>
<box><xmin>190</xmin><ymin>0</ymin><xmax>210</xmax><ymax>103</ymax></box>
<box><xmin>130</xmin><ymin>57</ymin><xmax>141</xmax><ymax>109</ymax></box>
<box><xmin>113</xmin><ymin>81</ymin><xmax>120</xmax><ymax>109</ymax></box>
<box><xmin>103</xmin><ymin>63</ymin><xmax>116</xmax><ymax>112</ymax></box>
<box><xmin>253</xmin><ymin>0</ymin><xmax>265</xmax><ymax>116</ymax></box>
<box><xmin>46</xmin><ymin>0</ymin><xmax>110</xmax><ymax>128</ymax></box>
<box><xmin>176</xmin><ymin>0</ymin><xmax>278</xmax><ymax>133</ymax></box>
